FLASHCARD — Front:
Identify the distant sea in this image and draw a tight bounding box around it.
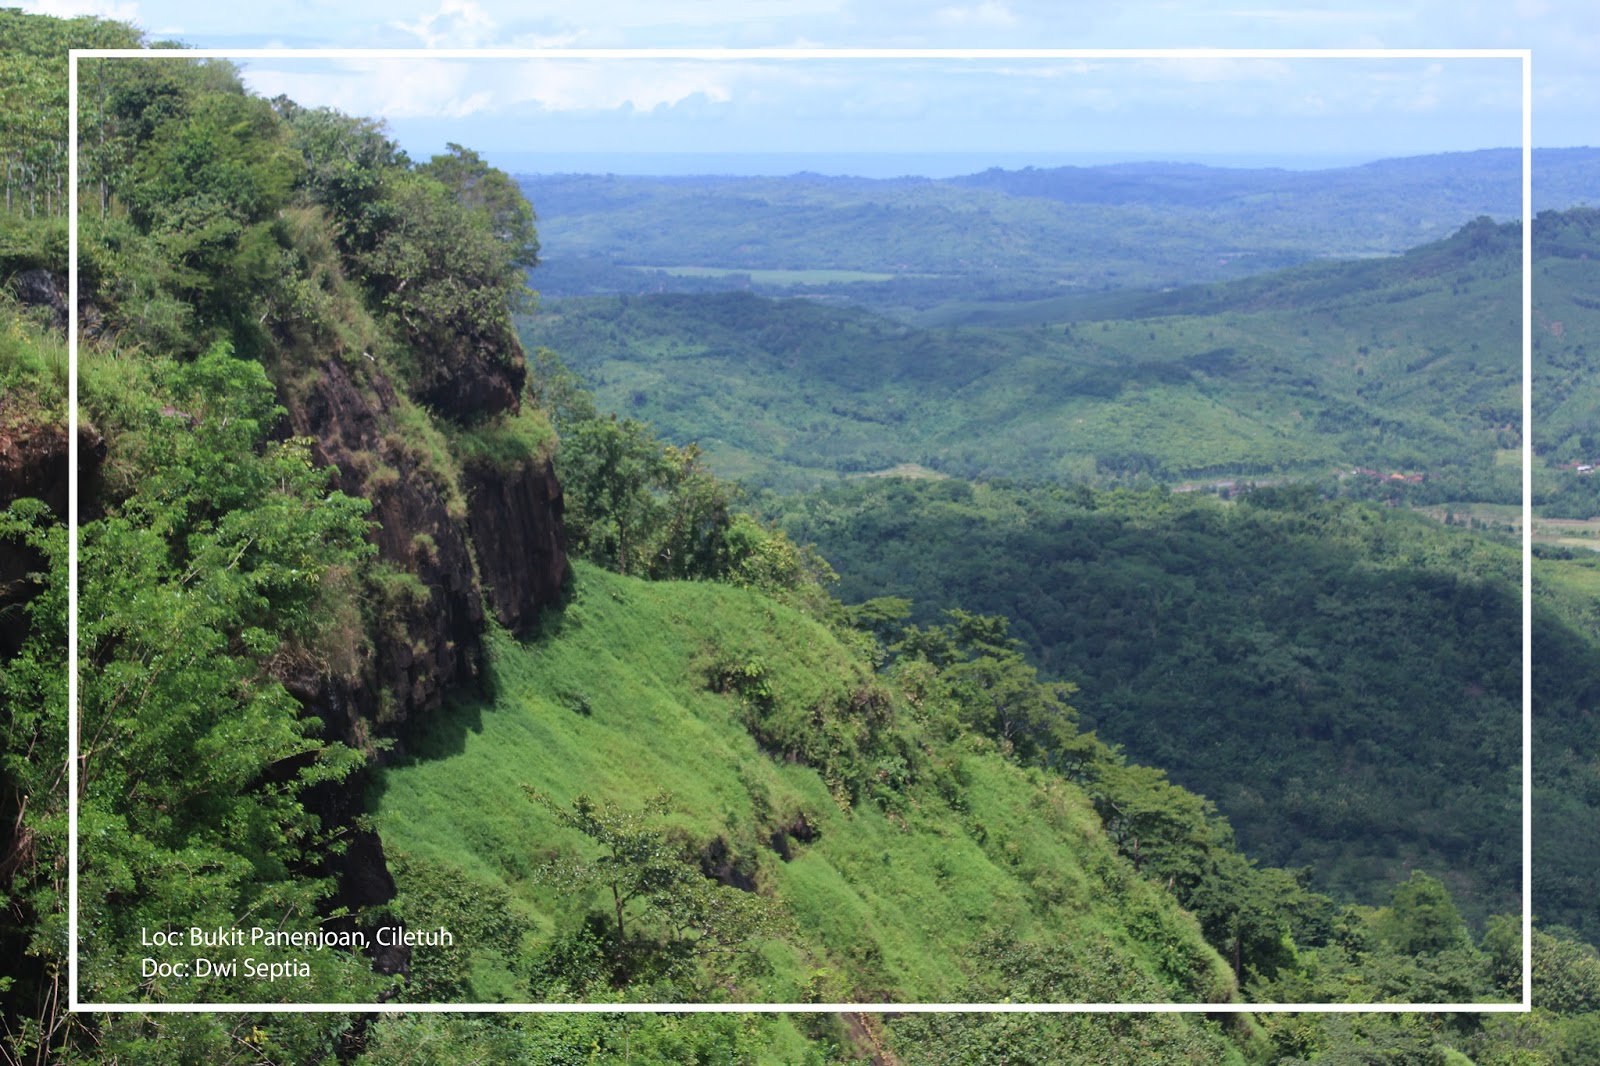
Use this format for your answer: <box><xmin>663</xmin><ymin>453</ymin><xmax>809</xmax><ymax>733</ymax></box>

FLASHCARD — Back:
<box><xmin>487</xmin><ymin>150</ymin><xmax>1407</xmax><ymax>179</ymax></box>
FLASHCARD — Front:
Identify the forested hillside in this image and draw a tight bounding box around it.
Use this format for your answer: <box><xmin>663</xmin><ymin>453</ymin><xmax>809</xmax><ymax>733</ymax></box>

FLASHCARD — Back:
<box><xmin>523</xmin><ymin>207</ymin><xmax>1600</xmax><ymax>524</ymax></box>
<box><xmin>771</xmin><ymin>477</ymin><xmax>1545</xmax><ymax>926</ymax></box>
<box><xmin>3</xmin><ymin>9</ymin><xmax>1600</xmax><ymax>1065</ymax></box>
<box><xmin>521</xmin><ymin>217</ymin><xmax>1526</xmax><ymax>498</ymax></box>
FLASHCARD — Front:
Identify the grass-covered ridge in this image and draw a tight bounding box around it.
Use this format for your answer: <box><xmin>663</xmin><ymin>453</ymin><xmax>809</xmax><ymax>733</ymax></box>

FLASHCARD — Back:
<box><xmin>373</xmin><ymin>562</ymin><xmax>1237</xmax><ymax>1008</ymax></box>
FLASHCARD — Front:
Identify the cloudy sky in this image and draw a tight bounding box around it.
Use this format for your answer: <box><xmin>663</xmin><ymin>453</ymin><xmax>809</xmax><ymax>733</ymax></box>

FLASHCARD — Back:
<box><xmin>28</xmin><ymin>0</ymin><xmax>1589</xmax><ymax>174</ymax></box>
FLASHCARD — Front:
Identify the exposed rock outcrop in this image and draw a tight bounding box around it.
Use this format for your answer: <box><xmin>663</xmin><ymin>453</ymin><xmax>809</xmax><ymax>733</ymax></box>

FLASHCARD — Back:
<box><xmin>270</xmin><ymin>321</ymin><xmax>569</xmax><ymax>978</ymax></box>
<box><xmin>768</xmin><ymin>811</ymin><xmax>821</xmax><ymax>862</ymax></box>
<box><xmin>0</xmin><ymin>419</ymin><xmax>104</xmax><ymax>518</ymax></box>
<box><xmin>698</xmin><ymin>835</ymin><xmax>759</xmax><ymax>893</ymax></box>
<box><xmin>9</xmin><ymin>268</ymin><xmax>67</xmax><ymax>331</ymax></box>
<box><xmin>302</xmin><ymin>765</ymin><xmax>411</xmax><ymax>982</ymax></box>
<box><xmin>410</xmin><ymin>321</ymin><xmax>526</xmax><ymax>424</ymax></box>
<box><xmin>462</xmin><ymin>455</ymin><xmax>567</xmax><ymax>633</ymax></box>
<box><xmin>284</xmin><ymin>355</ymin><xmax>484</xmax><ymax>737</ymax></box>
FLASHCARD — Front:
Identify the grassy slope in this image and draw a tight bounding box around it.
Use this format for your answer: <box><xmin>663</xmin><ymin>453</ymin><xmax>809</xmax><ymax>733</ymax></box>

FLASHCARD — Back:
<box><xmin>372</xmin><ymin>562</ymin><xmax>1235</xmax><ymax>1008</ymax></box>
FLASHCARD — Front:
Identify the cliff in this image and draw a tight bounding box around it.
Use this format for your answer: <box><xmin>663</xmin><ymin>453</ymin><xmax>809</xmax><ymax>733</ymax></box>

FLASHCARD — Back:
<box><xmin>264</xmin><ymin>316</ymin><xmax>568</xmax><ymax>962</ymax></box>
<box><xmin>461</xmin><ymin>450</ymin><xmax>567</xmax><ymax>633</ymax></box>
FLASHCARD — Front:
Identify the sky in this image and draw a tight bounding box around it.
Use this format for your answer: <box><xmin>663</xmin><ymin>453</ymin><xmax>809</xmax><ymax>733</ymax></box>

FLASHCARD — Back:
<box><xmin>24</xmin><ymin>0</ymin><xmax>1592</xmax><ymax>175</ymax></box>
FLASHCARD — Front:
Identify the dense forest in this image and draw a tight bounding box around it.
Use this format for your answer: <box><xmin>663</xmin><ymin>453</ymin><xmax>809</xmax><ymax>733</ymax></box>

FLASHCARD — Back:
<box><xmin>770</xmin><ymin>477</ymin><xmax>1562</xmax><ymax>927</ymax></box>
<box><xmin>2</xmin><ymin>9</ymin><xmax>1600</xmax><ymax>1065</ymax></box>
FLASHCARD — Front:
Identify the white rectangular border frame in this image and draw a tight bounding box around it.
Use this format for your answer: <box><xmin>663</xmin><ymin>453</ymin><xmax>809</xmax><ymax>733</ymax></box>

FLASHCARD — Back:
<box><xmin>68</xmin><ymin>46</ymin><xmax>1534</xmax><ymax>1014</ymax></box>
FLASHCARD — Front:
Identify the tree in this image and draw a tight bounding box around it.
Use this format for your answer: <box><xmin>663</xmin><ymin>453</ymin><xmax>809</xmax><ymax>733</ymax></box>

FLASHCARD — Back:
<box><xmin>358</xmin><ymin>169</ymin><xmax>528</xmax><ymax>339</ymax></box>
<box><xmin>893</xmin><ymin>609</ymin><xmax>1079</xmax><ymax>761</ymax></box>
<box><xmin>1376</xmin><ymin>871</ymin><xmax>1471</xmax><ymax>956</ymax></box>
<box><xmin>273</xmin><ymin>97</ymin><xmax>405</xmax><ymax>250</ymax></box>
<box><xmin>418</xmin><ymin>143</ymin><xmax>539</xmax><ymax>272</ymax></box>
<box><xmin>525</xmin><ymin>790</ymin><xmax>686</xmax><ymax>950</ymax></box>
<box><xmin>74</xmin><ymin>344</ymin><xmax>380</xmax><ymax>1003</ymax></box>
<box><xmin>523</xmin><ymin>789</ymin><xmax>786</xmax><ymax>988</ymax></box>
<box><xmin>1</xmin><ymin>11</ymin><xmax>141</xmax><ymax>219</ymax></box>
<box><xmin>652</xmin><ymin>442</ymin><xmax>738</xmax><ymax>581</ymax></box>
<box><xmin>1530</xmin><ymin>928</ymin><xmax>1600</xmax><ymax>1014</ymax></box>
<box><xmin>557</xmin><ymin>415</ymin><xmax>669</xmax><ymax>576</ymax></box>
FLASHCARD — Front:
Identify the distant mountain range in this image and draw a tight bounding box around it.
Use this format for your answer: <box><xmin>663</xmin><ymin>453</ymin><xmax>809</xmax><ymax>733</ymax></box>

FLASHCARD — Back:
<box><xmin>517</xmin><ymin>147</ymin><xmax>1599</xmax><ymax>310</ymax></box>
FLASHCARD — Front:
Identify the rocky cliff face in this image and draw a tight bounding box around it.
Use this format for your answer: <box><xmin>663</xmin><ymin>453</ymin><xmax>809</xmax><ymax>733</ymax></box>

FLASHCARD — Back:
<box><xmin>286</xmin><ymin>355</ymin><xmax>486</xmax><ymax>735</ymax></box>
<box><xmin>270</xmin><ymin>322</ymin><xmax>568</xmax><ymax>974</ymax></box>
<box><xmin>411</xmin><ymin>319</ymin><xmax>527</xmax><ymax>423</ymax></box>
<box><xmin>279</xmin><ymin>340</ymin><xmax>569</xmax><ymax>731</ymax></box>
<box><xmin>0</xmin><ymin>419</ymin><xmax>103</xmax><ymax>519</ymax></box>
<box><xmin>462</xmin><ymin>456</ymin><xmax>567</xmax><ymax>633</ymax></box>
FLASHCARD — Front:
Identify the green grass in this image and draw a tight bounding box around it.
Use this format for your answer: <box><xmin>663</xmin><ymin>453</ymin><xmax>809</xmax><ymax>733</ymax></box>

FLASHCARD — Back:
<box><xmin>851</xmin><ymin>463</ymin><xmax>949</xmax><ymax>480</ymax></box>
<box><xmin>1414</xmin><ymin>501</ymin><xmax>1523</xmax><ymax>528</ymax></box>
<box><xmin>0</xmin><ymin>306</ymin><xmax>69</xmax><ymax>420</ymax></box>
<box><xmin>1540</xmin><ymin>552</ymin><xmax>1600</xmax><ymax>598</ymax></box>
<box><xmin>447</xmin><ymin>405</ymin><xmax>557</xmax><ymax>475</ymax></box>
<box><xmin>372</xmin><ymin>562</ymin><xmax>1232</xmax><ymax>1005</ymax></box>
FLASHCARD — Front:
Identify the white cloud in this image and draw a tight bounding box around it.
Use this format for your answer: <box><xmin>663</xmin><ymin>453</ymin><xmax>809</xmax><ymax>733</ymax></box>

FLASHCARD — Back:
<box><xmin>586</xmin><ymin>0</ymin><xmax>845</xmax><ymax>28</ymax></box>
<box><xmin>394</xmin><ymin>0</ymin><xmax>497</xmax><ymax>48</ymax></box>
<box><xmin>1142</xmin><ymin>57</ymin><xmax>1294</xmax><ymax>83</ymax></box>
<box><xmin>162</xmin><ymin>2</ymin><xmax>1561</xmax><ymax>155</ymax></box>
<box><xmin>503</xmin><ymin>30</ymin><xmax>583</xmax><ymax>49</ymax></box>
<box><xmin>17</xmin><ymin>0</ymin><xmax>139</xmax><ymax>19</ymax></box>
<box><xmin>987</xmin><ymin>62</ymin><xmax>1101</xmax><ymax>79</ymax></box>
<box><xmin>1201</xmin><ymin>7</ymin><xmax>1411</xmax><ymax>22</ymax></box>
<box><xmin>507</xmin><ymin>60</ymin><xmax>736</xmax><ymax>112</ymax></box>
<box><xmin>243</xmin><ymin>60</ymin><xmax>497</xmax><ymax>119</ymax></box>
<box><xmin>933</xmin><ymin>1</ymin><xmax>1018</xmax><ymax>28</ymax></box>
<box><xmin>240</xmin><ymin>57</ymin><xmax>755</xmax><ymax>120</ymax></box>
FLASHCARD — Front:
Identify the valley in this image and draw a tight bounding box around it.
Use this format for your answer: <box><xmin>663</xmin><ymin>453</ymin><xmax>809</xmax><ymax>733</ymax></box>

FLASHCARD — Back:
<box><xmin>3</xmin><ymin>11</ymin><xmax>1599</xmax><ymax>1062</ymax></box>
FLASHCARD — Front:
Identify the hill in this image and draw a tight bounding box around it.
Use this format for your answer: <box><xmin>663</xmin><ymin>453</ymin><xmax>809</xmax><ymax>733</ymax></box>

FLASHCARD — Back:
<box><xmin>517</xmin><ymin>148</ymin><xmax>1600</xmax><ymax>311</ymax></box>
<box><xmin>520</xmin><ymin>215</ymin><xmax>1528</xmax><ymax>498</ymax></box>
<box><xmin>373</xmin><ymin>562</ymin><xmax>1238</xmax><ymax>1011</ymax></box>
<box><xmin>524</xmin><ymin>208</ymin><xmax>1600</xmax><ymax>515</ymax></box>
